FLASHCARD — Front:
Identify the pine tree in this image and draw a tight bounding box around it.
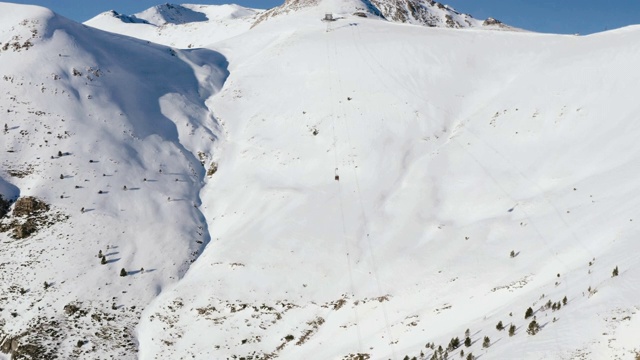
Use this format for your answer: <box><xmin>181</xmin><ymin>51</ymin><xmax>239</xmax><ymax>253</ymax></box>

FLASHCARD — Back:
<box><xmin>496</xmin><ymin>320</ymin><xmax>504</xmax><ymax>331</ymax></box>
<box><xmin>612</xmin><ymin>266</ymin><xmax>619</xmax><ymax>277</ymax></box>
<box><xmin>562</xmin><ymin>296</ymin><xmax>568</xmax><ymax>305</ymax></box>
<box><xmin>482</xmin><ymin>336</ymin><xmax>490</xmax><ymax>348</ymax></box>
<box><xmin>525</xmin><ymin>307</ymin><xmax>534</xmax><ymax>319</ymax></box>
<box><xmin>464</xmin><ymin>328</ymin><xmax>470</xmax><ymax>337</ymax></box>
<box><xmin>508</xmin><ymin>324</ymin><xmax>516</xmax><ymax>337</ymax></box>
<box><xmin>101</xmin><ymin>256</ymin><xmax>107</xmax><ymax>265</ymax></box>
<box><xmin>527</xmin><ymin>320</ymin><xmax>540</xmax><ymax>335</ymax></box>
<box><xmin>464</xmin><ymin>336</ymin><xmax>471</xmax><ymax>347</ymax></box>
<box><xmin>120</xmin><ymin>268</ymin><xmax>127</xmax><ymax>277</ymax></box>
<box><xmin>448</xmin><ymin>337</ymin><xmax>460</xmax><ymax>351</ymax></box>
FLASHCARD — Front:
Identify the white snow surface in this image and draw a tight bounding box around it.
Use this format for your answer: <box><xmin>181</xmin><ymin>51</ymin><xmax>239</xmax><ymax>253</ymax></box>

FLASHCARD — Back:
<box><xmin>1</xmin><ymin>1</ymin><xmax>640</xmax><ymax>360</ymax></box>
<box><xmin>86</xmin><ymin>4</ymin><xmax>263</xmax><ymax>49</ymax></box>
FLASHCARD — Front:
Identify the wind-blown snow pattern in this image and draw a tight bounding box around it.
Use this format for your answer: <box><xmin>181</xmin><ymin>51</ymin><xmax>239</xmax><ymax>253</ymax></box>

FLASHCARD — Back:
<box><xmin>2</xmin><ymin>0</ymin><xmax>640</xmax><ymax>359</ymax></box>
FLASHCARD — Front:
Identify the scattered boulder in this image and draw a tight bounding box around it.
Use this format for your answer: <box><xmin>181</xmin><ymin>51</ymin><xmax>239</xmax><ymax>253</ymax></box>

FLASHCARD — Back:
<box><xmin>207</xmin><ymin>162</ymin><xmax>218</xmax><ymax>177</ymax></box>
<box><xmin>63</xmin><ymin>303</ymin><xmax>80</xmax><ymax>316</ymax></box>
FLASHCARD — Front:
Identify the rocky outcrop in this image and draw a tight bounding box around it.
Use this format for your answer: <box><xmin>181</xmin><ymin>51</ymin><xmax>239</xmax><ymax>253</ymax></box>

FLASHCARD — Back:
<box><xmin>12</xmin><ymin>196</ymin><xmax>49</xmax><ymax>217</ymax></box>
<box><xmin>0</xmin><ymin>335</ymin><xmax>20</xmax><ymax>357</ymax></box>
<box><xmin>0</xmin><ymin>195</ymin><xmax>10</xmax><ymax>218</ymax></box>
<box><xmin>0</xmin><ymin>196</ymin><xmax>65</xmax><ymax>239</ymax></box>
<box><xmin>1</xmin><ymin>332</ymin><xmax>51</xmax><ymax>359</ymax></box>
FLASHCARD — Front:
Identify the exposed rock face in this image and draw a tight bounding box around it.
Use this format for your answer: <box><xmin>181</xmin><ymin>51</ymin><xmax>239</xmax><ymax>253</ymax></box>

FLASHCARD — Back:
<box><xmin>0</xmin><ymin>196</ymin><xmax>63</xmax><ymax>239</ymax></box>
<box><xmin>0</xmin><ymin>335</ymin><xmax>20</xmax><ymax>357</ymax></box>
<box><xmin>371</xmin><ymin>0</ymin><xmax>482</xmax><ymax>28</ymax></box>
<box><xmin>0</xmin><ymin>195</ymin><xmax>10</xmax><ymax>218</ymax></box>
<box><xmin>483</xmin><ymin>17</ymin><xmax>502</xmax><ymax>26</ymax></box>
<box><xmin>12</xmin><ymin>218</ymin><xmax>37</xmax><ymax>239</ymax></box>
<box><xmin>12</xmin><ymin>196</ymin><xmax>49</xmax><ymax>217</ymax></box>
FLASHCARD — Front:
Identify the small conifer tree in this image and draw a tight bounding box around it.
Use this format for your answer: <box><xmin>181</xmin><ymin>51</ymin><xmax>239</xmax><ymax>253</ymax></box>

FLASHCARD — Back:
<box><xmin>527</xmin><ymin>320</ymin><xmax>540</xmax><ymax>335</ymax></box>
<box><xmin>120</xmin><ymin>268</ymin><xmax>127</xmax><ymax>277</ymax></box>
<box><xmin>101</xmin><ymin>256</ymin><xmax>107</xmax><ymax>265</ymax></box>
<box><xmin>508</xmin><ymin>324</ymin><xmax>516</xmax><ymax>337</ymax></box>
<box><xmin>448</xmin><ymin>337</ymin><xmax>460</xmax><ymax>351</ymax></box>
<box><xmin>612</xmin><ymin>266</ymin><xmax>619</xmax><ymax>277</ymax></box>
<box><xmin>525</xmin><ymin>307</ymin><xmax>533</xmax><ymax>319</ymax></box>
<box><xmin>482</xmin><ymin>336</ymin><xmax>490</xmax><ymax>348</ymax></box>
<box><xmin>562</xmin><ymin>296</ymin><xmax>568</xmax><ymax>305</ymax></box>
<box><xmin>496</xmin><ymin>320</ymin><xmax>504</xmax><ymax>331</ymax></box>
<box><xmin>464</xmin><ymin>336</ymin><xmax>471</xmax><ymax>347</ymax></box>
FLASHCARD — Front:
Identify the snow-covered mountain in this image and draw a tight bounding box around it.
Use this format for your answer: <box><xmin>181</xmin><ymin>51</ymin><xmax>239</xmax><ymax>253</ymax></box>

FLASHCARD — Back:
<box><xmin>254</xmin><ymin>0</ymin><xmax>509</xmax><ymax>29</ymax></box>
<box><xmin>85</xmin><ymin>0</ymin><xmax>511</xmax><ymax>50</ymax></box>
<box><xmin>86</xmin><ymin>4</ymin><xmax>262</xmax><ymax>48</ymax></box>
<box><xmin>2</xmin><ymin>1</ymin><xmax>640</xmax><ymax>359</ymax></box>
<box><xmin>0</xmin><ymin>2</ymin><xmax>227</xmax><ymax>358</ymax></box>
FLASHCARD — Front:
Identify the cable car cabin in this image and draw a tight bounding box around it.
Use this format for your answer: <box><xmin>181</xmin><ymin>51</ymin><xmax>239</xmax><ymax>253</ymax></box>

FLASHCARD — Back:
<box><xmin>334</xmin><ymin>168</ymin><xmax>339</xmax><ymax>181</ymax></box>
<box><xmin>335</xmin><ymin>175</ymin><xmax>339</xmax><ymax>181</ymax></box>
<box><xmin>323</xmin><ymin>13</ymin><xmax>334</xmax><ymax>21</ymax></box>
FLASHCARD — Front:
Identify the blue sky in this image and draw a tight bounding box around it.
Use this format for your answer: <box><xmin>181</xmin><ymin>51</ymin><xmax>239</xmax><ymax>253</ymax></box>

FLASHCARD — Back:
<box><xmin>7</xmin><ymin>0</ymin><xmax>640</xmax><ymax>34</ymax></box>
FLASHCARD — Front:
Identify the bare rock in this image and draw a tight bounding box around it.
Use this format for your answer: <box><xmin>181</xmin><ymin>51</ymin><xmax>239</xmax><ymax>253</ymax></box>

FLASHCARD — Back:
<box><xmin>0</xmin><ymin>195</ymin><xmax>10</xmax><ymax>218</ymax></box>
<box><xmin>12</xmin><ymin>197</ymin><xmax>49</xmax><ymax>217</ymax></box>
<box><xmin>12</xmin><ymin>219</ymin><xmax>37</xmax><ymax>239</ymax></box>
<box><xmin>483</xmin><ymin>17</ymin><xmax>502</xmax><ymax>26</ymax></box>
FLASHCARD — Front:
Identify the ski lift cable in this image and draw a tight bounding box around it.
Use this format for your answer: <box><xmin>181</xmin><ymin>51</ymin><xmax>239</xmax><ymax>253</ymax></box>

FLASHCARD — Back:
<box><xmin>351</xmin><ymin>22</ymin><xmax>593</xmax><ymax>303</ymax></box>
<box><xmin>325</xmin><ymin>33</ymin><xmax>364</xmax><ymax>353</ymax></box>
<box><xmin>349</xmin><ymin>22</ymin><xmax>575</xmax><ymax>350</ymax></box>
<box><xmin>330</xmin><ymin>33</ymin><xmax>398</xmax><ymax>360</ymax></box>
<box><xmin>448</xmin><ymin>137</ymin><xmax>575</xmax><ymax>294</ymax></box>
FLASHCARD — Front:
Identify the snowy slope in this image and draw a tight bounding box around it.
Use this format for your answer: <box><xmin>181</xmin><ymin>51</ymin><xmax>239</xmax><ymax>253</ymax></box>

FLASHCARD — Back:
<box><xmin>2</xmin><ymin>1</ymin><xmax>640</xmax><ymax>360</ymax></box>
<box><xmin>86</xmin><ymin>4</ymin><xmax>263</xmax><ymax>49</ymax></box>
<box><xmin>0</xmin><ymin>3</ymin><xmax>228</xmax><ymax>358</ymax></box>
<box><xmin>133</xmin><ymin>5</ymin><xmax>640</xmax><ymax>360</ymax></box>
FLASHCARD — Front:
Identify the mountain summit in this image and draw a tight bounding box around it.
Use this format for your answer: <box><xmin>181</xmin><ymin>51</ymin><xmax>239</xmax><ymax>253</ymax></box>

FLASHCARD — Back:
<box><xmin>254</xmin><ymin>0</ymin><xmax>510</xmax><ymax>29</ymax></box>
